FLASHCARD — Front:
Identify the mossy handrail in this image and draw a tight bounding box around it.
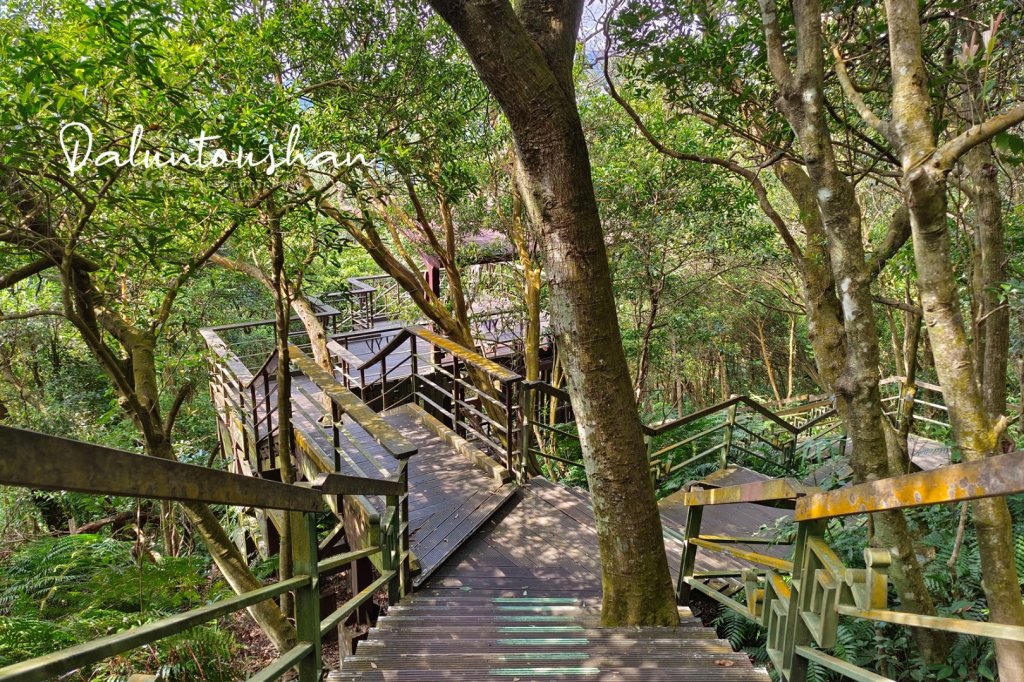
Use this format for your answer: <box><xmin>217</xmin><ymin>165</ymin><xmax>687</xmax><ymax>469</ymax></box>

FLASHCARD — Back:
<box><xmin>0</xmin><ymin>426</ymin><xmax>413</xmax><ymax>682</ymax></box>
<box><xmin>675</xmin><ymin>449</ymin><xmax>1024</xmax><ymax>682</ymax></box>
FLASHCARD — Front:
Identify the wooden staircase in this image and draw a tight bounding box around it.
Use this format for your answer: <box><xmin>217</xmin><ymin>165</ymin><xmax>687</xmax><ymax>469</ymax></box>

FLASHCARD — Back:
<box><xmin>335</xmin><ymin>576</ymin><xmax>768</xmax><ymax>680</ymax></box>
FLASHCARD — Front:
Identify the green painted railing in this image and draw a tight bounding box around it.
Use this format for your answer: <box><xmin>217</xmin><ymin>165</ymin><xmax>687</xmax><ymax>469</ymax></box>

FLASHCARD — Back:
<box><xmin>520</xmin><ymin>381</ymin><xmax>843</xmax><ymax>482</ymax></box>
<box><xmin>675</xmin><ymin>450</ymin><xmax>1024</xmax><ymax>682</ymax></box>
<box><xmin>0</xmin><ymin>425</ymin><xmax>414</xmax><ymax>682</ymax></box>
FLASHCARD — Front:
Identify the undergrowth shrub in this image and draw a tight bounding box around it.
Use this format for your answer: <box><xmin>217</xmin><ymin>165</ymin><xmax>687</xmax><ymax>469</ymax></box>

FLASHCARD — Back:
<box><xmin>0</xmin><ymin>534</ymin><xmax>240</xmax><ymax>680</ymax></box>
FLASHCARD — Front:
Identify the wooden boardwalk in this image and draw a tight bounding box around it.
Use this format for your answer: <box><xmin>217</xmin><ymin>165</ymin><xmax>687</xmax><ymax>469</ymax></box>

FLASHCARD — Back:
<box><xmin>336</xmin><ymin>477</ymin><xmax>770</xmax><ymax>680</ymax></box>
<box><xmin>289</xmin><ymin>383</ymin><xmax>517</xmax><ymax>585</ymax></box>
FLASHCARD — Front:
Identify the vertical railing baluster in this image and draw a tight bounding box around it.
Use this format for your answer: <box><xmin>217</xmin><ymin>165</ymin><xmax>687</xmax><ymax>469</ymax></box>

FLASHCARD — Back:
<box><xmin>398</xmin><ymin>459</ymin><xmax>410</xmax><ymax>597</ymax></box>
<box><xmin>409</xmin><ymin>335</ymin><xmax>418</xmax><ymax>406</ymax></box>
<box><xmin>452</xmin><ymin>356</ymin><xmax>464</xmax><ymax>437</ymax></box>
<box><xmin>290</xmin><ymin>510</ymin><xmax>322</xmax><ymax>682</ymax></box>
<box><xmin>779</xmin><ymin>520</ymin><xmax>818</xmax><ymax>682</ymax></box>
<box><xmin>504</xmin><ymin>382</ymin><xmax>517</xmax><ymax>481</ymax></box>
<box><xmin>721</xmin><ymin>400</ymin><xmax>738</xmax><ymax>469</ymax></box>
<box><xmin>677</xmin><ymin>499</ymin><xmax>703</xmax><ymax>604</ymax></box>
<box><xmin>519</xmin><ymin>384</ymin><xmax>533</xmax><ymax>481</ymax></box>
<box><xmin>264</xmin><ymin>370</ymin><xmax>275</xmax><ymax>466</ymax></box>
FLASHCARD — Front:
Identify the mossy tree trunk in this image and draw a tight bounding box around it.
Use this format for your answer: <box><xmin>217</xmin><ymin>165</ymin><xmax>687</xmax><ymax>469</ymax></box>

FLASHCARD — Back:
<box><xmin>425</xmin><ymin>0</ymin><xmax>678</xmax><ymax>626</ymax></box>
<box><xmin>834</xmin><ymin>1</ymin><xmax>1024</xmax><ymax>675</ymax></box>
<box><xmin>757</xmin><ymin>0</ymin><xmax>945</xmax><ymax>661</ymax></box>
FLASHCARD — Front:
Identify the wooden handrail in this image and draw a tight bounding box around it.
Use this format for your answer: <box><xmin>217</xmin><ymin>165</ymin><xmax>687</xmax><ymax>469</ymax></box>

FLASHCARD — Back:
<box><xmin>0</xmin><ymin>574</ymin><xmax>313</xmax><ymax>682</ymax></box>
<box><xmin>0</xmin><ymin>426</ymin><xmax>324</xmax><ymax>512</ymax></box>
<box><xmin>0</xmin><ymin>420</ymin><xmax>413</xmax><ymax>682</ymax></box>
<box><xmin>289</xmin><ymin>345</ymin><xmax>417</xmax><ymax>459</ymax></box>
<box><xmin>795</xmin><ymin>450</ymin><xmax>1024</xmax><ymax>521</ymax></box>
<box><xmin>681</xmin><ymin>477</ymin><xmax>811</xmax><ymax>508</ymax></box>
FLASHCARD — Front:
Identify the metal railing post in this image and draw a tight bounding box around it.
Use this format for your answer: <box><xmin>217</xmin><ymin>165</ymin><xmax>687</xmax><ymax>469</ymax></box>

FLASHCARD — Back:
<box><xmin>778</xmin><ymin>520</ymin><xmax>818</xmax><ymax>682</ymax></box>
<box><xmin>398</xmin><ymin>459</ymin><xmax>410</xmax><ymax>596</ymax></box>
<box><xmin>452</xmin><ymin>356</ymin><xmax>464</xmax><ymax>437</ymax></box>
<box><xmin>504</xmin><ymin>383</ymin><xmax>518</xmax><ymax>481</ymax></box>
<box><xmin>290</xmin><ymin>510</ymin><xmax>322</xmax><ymax>682</ymax></box>
<box><xmin>519</xmin><ymin>384</ymin><xmax>533</xmax><ymax>481</ymax></box>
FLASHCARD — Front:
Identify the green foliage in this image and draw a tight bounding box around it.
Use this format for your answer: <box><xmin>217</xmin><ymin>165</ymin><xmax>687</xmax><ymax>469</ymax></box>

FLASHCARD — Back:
<box><xmin>0</xmin><ymin>535</ymin><xmax>239</xmax><ymax>679</ymax></box>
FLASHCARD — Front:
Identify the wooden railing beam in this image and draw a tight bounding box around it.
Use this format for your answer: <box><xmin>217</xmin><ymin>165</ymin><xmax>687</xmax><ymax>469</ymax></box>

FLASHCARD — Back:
<box><xmin>0</xmin><ymin>426</ymin><xmax>324</xmax><ymax>512</ymax></box>
<box><xmin>795</xmin><ymin>450</ymin><xmax>1024</xmax><ymax>521</ymax></box>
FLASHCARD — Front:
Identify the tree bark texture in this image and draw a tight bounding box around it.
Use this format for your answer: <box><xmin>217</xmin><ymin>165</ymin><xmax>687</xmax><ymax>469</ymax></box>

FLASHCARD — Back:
<box><xmin>758</xmin><ymin>0</ymin><xmax>944</xmax><ymax>661</ymax></box>
<box><xmin>427</xmin><ymin>0</ymin><xmax>678</xmax><ymax>625</ymax></box>
<box><xmin>881</xmin><ymin>0</ymin><xmax>1024</xmax><ymax>674</ymax></box>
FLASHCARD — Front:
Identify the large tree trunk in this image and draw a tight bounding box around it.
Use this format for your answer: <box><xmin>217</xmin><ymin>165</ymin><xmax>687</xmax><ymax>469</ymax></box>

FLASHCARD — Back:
<box><xmin>772</xmin><ymin>162</ymin><xmax>847</xmax><ymax>393</ymax></box>
<box><xmin>905</xmin><ymin>163</ymin><xmax>1024</xmax><ymax>678</ymax></box>
<box><xmin>428</xmin><ymin>0</ymin><xmax>678</xmax><ymax>626</ymax></box>
<box><xmin>880</xmin><ymin>0</ymin><xmax>1024</xmax><ymax>675</ymax></box>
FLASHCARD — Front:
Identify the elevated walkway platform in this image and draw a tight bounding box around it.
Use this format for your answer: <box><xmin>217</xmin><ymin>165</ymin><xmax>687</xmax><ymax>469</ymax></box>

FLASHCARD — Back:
<box><xmin>288</xmin><ymin>373</ymin><xmax>517</xmax><ymax>586</ymax></box>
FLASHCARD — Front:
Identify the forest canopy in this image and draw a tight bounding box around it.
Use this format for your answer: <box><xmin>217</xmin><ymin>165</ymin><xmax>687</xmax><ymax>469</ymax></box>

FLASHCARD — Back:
<box><xmin>2</xmin><ymin>0</ymin><xmax>1024</xmax><ymax>680</ymax></box>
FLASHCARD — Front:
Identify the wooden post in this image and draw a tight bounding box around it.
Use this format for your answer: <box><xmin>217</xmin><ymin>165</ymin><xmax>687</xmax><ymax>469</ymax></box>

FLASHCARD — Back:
<box><xmin>290</xmin><ymin>510</ymin><xmax>322</xmax><ymax>682</ymax></box>
<box><xmin>721</xmin><ymin>401</ymin><xmax>738</xmax><ymax>469</ymax></box>
<box><xmin>519</xmin><ymin>386</ymin><xmax>533</xmax><ymax>482</ymax></box>
<box><xmin>504</xmin><ymin>383</ymin><xmax>518</xmax><ymax>481</ymax></box>
<box><xmin>677</xmin><ymin>502</ymin><xmax>703</xmax><ymax>603</ymax></box>
<box><xmin>409</xmin><ymin>335</ymin><xmax>419</xmax><ymax>406</ymax></box>
<box><xmin>398</xmin><ymin>460</ymin><xmax>410</xmax><ymax>597</ymax></box>
<box><xmin>779</xmin><ymin>520</ymin><xmax>820</xmax><ymax>682</ymax></box>
<box><xmin>452</xmin><ymin>356</ymin><xmax>464</xmax><ymax>437</ymax></box>
<box><xmin>382</xmin><ymin>500</ymin><xmax>400</xmax><ymax>604</ymax></box>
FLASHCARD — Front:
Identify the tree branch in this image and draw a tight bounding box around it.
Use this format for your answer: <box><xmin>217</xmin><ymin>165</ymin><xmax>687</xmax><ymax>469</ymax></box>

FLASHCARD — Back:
<box><xmin>935</xmin><ymin>102</ymin><xmax>1024</xmax><ymax>170</ymax></box>
<box><xmin>0</xmin><ymin>258</ymin><xmax>54</xmax><ymax>290</ymax></box>
<box><xmin>832</xmin><ymin>47</ymin><xmax>898</xmax><ymax>148</ymax></box>
<box><xmin>601</xmin><ymin>48</ymin><xmax>803</xmax><ymax>261</ymax></box>
<box><xmin>757</xmin><ymin>0</ymin><xmax>795</xmax><ymax>92</ymax></box>
<box><xmin>867</xmin><ymin>204</ymin><xmax>911</xmax><ymax>278</ymax></box>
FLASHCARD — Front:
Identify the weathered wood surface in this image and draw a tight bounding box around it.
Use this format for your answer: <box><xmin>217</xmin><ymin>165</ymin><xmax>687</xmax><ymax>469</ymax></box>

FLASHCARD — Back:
<box><xmin>332</xmin><ymin>475</ymin><xmax>770</xmax><ymax>681</ymax></box>
<box><xmin>286</xmin><ymin>386</ymin><xmax>516</xmax><ymax>585</ymax></box>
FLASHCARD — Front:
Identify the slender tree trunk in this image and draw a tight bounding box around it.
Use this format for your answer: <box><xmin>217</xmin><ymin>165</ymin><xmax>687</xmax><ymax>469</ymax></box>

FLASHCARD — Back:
<box><xmin>428</xmin><ymin>0</ymin><xmax>677</xmax><ymax>625</ymax></box>
<box><xmin>270</xmin><ymin>214</ymin><xmax>296</xmax><ymax>619</ymax></box>
<box><xmin>758</xmin><ymin>0</ymin><xmax>944</xmax><ymax>661</ymax></box>
<box><xmin>880</xmin><ymin>1</ymin><xmax>1024</xmax><ymax>674</ymax></box>
<box><xmin>965</xmin><ymin>143</ymin><xmax>1009</xmax><ymax>420</ymax></box>
<box><xmin>633</xmin><ymin>284</ymin><xmax>662</xmax><ymax>404</ymax></box>
<box><xmin>755</xmin><ymin>319</ymin><xmax>782</xmax><ymax>403</ymax></box>
<box><xmin>786</xmin><ymin>315</ymin><xmax>795</xmax><ymax>400</ymax></box>
<box><xmin>511</xmin><ymin>183</ymin><xmax>544</xmax><ymax>476</ymax></box>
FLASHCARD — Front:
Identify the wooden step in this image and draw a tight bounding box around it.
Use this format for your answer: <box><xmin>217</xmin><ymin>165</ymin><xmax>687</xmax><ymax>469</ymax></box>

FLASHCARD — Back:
<box><xmin>330</xmin><ymin>668</ymin><xmax>770</xmax><ymax>680</ymax></box>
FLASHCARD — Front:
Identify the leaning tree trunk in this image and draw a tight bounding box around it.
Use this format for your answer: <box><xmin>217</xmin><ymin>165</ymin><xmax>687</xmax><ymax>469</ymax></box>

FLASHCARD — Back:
<box><xmin>270</xmin><ymin>215</ymin><xmax>297</xmax><ymax>619</ymax></box>
<box><xmin>147</xmin><ymin>408</ymin><xmax>297</xmax><ymax>651</ymax></box>
<box><xmin>428</xmin><ymin>0</ymin><xmax>678</xmax><ymax>626</ymax></box>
